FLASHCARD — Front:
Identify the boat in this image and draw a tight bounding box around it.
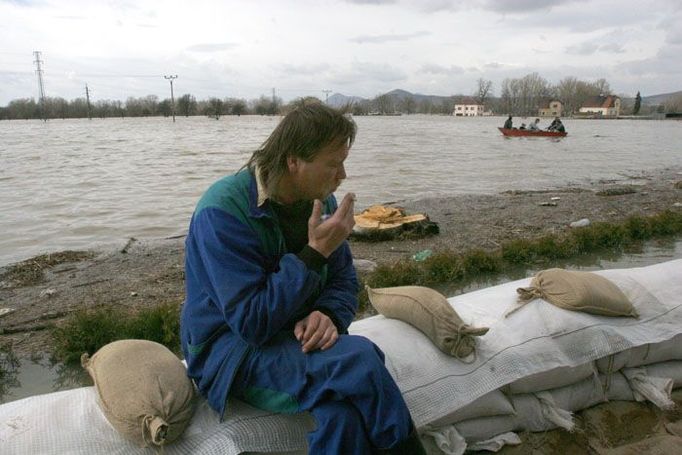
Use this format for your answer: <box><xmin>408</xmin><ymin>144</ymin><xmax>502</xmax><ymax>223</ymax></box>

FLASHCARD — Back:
<box><xmin>498</xmin><ymin>127</ymin><xmax>567</xmax><ymax>137</ymax></box>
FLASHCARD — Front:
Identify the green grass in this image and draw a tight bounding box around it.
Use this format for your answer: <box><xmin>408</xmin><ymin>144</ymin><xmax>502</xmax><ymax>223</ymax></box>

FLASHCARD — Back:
<box><xmin>51</xmin><ymin>210</ymin><xmax>682</xmax><ymax>363</ymax></box>
<box><xmin>53</xmin><ymin>302</ymin><xmax>181</xmax><ymax>364</ymax></box>
<box><xmin>359</xmin><ymin>210</ymin><xmax>682</xmax><ymax>308</ymax></box>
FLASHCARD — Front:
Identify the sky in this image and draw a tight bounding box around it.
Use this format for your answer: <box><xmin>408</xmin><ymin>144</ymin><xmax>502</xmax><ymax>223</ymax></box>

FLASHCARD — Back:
<box><xmin>1</xmin><ymin>0</ymin><xmax>681</xmax><ymax>105</ymax></box>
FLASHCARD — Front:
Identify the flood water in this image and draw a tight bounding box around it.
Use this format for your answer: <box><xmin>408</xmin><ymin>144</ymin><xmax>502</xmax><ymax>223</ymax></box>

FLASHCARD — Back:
<box><xmin>1</xmin><ymin>115</ymin><xmax>681</xmax><ymax>266</ymax></box>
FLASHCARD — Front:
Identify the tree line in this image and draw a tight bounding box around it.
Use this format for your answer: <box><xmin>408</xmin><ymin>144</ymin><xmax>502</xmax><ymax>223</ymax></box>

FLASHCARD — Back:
<box><xmin>0</xmin><ymin>93</ymin><xmax>284</xmax><ymax>120</ymax></box>
<box><xmin>1</xmin><ymin>73</ymin><xmax>677</xmax><ymax>120</ymax></box>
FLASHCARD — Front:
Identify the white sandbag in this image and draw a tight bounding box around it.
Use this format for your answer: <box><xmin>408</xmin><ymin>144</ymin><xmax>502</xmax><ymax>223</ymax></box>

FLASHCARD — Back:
<box><xmin>596</xmin><ymin>333</ymin><xmax>682</xmax><ymax>374</ymax></box>
<box><xmin>510</xmin><ymin>374</ymin><xmax>607</xmax><ymax>432</ymax></box>
<box><xmin>622</xmin><ymin>367</ymin><xmax>676</xmax><ymax>409</ymax></box>
<box><xmin>643</xmin><ymin>360</ymin><xmax>682</xmax><ymax>388</ymax></box>
<box><xmin>509</xmin><ymin>392</ymin><xmax>571</xmax><ymax>432</ymax></box>
<box><xmin>453</xmin><ymin>415</ymin><xmax>518</xmax><ymax>442</ymax></box>
<box><xmin>504</xmin><ymin>361</ymin><xmax>596</xmax><ymax>395</ymax></box>
<box><xmin>466</xmin><ymin>432</ymin><xmax>522</xmax><ymax>452</ymax></box>
<box><xmin>429</xmin><ymin>390</ymin><xmax>514</xmax><ymax>427</ymax></box>
<box><xmin>601</xmin><ymin>372</ymin><xmax>636</xmax><ymax>402</ymax></box>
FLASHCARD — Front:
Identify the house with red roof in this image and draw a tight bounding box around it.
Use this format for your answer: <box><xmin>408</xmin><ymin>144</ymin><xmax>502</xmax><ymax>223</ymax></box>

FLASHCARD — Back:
<box><xmin>579</xmin><ymin>95</ymin><xmax>621</xmax><ymax>117</ymax></box>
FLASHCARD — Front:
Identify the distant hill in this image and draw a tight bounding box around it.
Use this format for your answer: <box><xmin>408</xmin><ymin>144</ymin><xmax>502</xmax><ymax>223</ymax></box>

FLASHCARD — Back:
<box><xmin>327</xmin><ymin>89</ymin><xmax>460</xmax><ymax>108</ymax></box>
<box><xmin>641</xmin><ymin>91</ymin><xmax>682</xmax><ymax>106</ymax></box>
<box><xmin>326</xmin><ymin>93</ymin><xmax>367</xmax><ymax>108</ymax></box>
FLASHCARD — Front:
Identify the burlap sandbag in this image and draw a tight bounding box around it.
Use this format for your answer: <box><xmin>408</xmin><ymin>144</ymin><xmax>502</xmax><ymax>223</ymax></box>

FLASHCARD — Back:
<box><xmin>81</xmin><ymin>339</ymin><xmax>196</xmax><ymax>447</ymax></box>
<box><xmin>367</xmin><ymin>285</ymin><xmax>489</xmax><ymax>359</ymax></box>
<box><xmin>514</xmin><ymin>268</ymin><xmax>638</xmax><ymax>317</ymax></box>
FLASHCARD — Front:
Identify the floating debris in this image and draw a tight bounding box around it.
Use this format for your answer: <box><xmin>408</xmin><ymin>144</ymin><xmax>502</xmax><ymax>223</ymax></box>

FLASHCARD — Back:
<box><xmin>569</xmin><ymin>218</ymin><xmax>591</xmax><ymax>228</ymax></box>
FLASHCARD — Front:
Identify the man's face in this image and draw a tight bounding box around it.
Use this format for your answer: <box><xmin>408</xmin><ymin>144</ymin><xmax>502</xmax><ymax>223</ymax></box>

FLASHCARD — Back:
<box><xmin>288</xmin><ymin>140</ymin><xmax>349</xmax><ymax>201</ymax></box>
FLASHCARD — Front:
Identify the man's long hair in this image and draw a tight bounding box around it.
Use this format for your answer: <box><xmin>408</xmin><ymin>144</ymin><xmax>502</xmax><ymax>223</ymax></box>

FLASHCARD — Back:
<box><xmin>247</xmin><ymin>101</ymin><xmax>357</xmax><ymax>196</ymax></box>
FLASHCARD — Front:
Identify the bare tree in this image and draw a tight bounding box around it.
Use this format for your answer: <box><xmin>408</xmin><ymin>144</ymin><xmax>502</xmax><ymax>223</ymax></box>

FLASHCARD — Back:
<box><xmin>474</xmin><ymin>78</ymin><xmax>493</xmax><ymax>106</ymax></box>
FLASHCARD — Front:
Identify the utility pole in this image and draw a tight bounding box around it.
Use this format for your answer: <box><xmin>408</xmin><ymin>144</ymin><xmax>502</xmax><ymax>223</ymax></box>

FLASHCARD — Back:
<box><xmin>33</xmin><ymin>51</ymin><xmax>47</xmax><ymax>121</ymax></box>
<box><xmin>85</xmin><ymin>84</ymin><xmax>92</xmax><ymax>120</ymax></box>
<box><xmin>164</xmin><ymin>75</ymin><xmax>178</xmax><ymax>122</ymax></box>
<box><xmin>322</xmin><ymin>89</ymin><xmax>332</xmax><ymax>104</ymax></box>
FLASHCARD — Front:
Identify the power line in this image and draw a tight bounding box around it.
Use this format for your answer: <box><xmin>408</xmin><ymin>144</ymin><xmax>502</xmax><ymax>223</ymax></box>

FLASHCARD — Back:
<box><xmin>33</xmin><ymin>51</ymin><xmax>46</xmax><ymax>121</ymax></box>
<box><xmin>85</xmin><ymin>84</ymin><xmax>92</xmax><ymax>120</ymax></box>
<box><xmin>164</xmin><ymin>75</ymin><xmax>178</xmax><ymax>122</ymax></box>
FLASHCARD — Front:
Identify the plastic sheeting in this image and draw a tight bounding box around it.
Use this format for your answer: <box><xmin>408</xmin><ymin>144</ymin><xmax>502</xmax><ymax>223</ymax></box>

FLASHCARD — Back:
<box><xmin>1</xmin><ymin>259</ymin><xmax>681</xmax><ymax>454</ymax></box>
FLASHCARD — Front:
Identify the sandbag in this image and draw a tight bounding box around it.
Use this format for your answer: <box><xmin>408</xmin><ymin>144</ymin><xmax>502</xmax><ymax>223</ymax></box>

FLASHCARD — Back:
<box><xmin>643</xmin><ymin>360</ymin><xmax>682</xmax><ymax>388</ymax></box>
<box><xmin>81</xmin><ymin>339</ymin><xmax>196</xmax><ymax>447</ymax></box>
<box><xmin>367</xmin><ymin>285</ymin><xmax>488</xmax><ymax>359</ymax></box>
<box><xmin>429</xmin><ymin>390</ymin><xmax>515</xmax><ymax>427</ymax></box>
<box><xmin>514</xmin><ymin>268</ymin><xmax>638</xmax><ymax>317</ymax></box>
<box><xmin>505</xmin><ymin>361</ymin><xmax>596</xmax><ymax>395</ymax></box>
<box><xmin>596</xmin><ymin>333</ymin><xmax>682</xmax><ymax>373</ymax></box>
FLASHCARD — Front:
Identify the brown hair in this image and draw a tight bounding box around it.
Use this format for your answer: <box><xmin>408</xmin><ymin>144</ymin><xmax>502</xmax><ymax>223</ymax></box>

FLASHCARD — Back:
<box><xmin>247</xmin><ymin>101</ymin><xmax>357</xmax><ymax>195</ymax></box>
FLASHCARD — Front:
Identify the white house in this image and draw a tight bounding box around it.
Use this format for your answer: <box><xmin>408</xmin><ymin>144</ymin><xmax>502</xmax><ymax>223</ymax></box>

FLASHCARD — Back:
<box><xmin>453</xmin><ymin>97</ymin><xmax>485</xmax><ymax>117</ymax></box>
<box><xmin>579</xmin><ymin>95</ymin><xmax>621</xmax><ymax>117</ymax></box>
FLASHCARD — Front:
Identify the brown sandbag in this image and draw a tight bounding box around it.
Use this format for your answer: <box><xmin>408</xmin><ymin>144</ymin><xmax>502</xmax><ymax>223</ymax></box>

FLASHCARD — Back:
<box><xmin>81</xmin><ymin>339</ymin><xmax>196</xmax><ymax>447</ymax></box>
<box><xmin>515</xmin><ymin>268</ymin><xmax>638</xmax><ymax>317</ymax></box>
<box><xmin>367</xmin><ymin>285</ymin><xmax>488</xmax><ymax>359</ymax></box>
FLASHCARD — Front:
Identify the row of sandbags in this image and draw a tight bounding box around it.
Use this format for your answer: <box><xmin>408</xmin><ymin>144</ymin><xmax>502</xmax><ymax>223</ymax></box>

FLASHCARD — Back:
<box><xmin>422</xmin><ymin>333</ymin><xmax>682</xmax><ymax>453</ymax></box>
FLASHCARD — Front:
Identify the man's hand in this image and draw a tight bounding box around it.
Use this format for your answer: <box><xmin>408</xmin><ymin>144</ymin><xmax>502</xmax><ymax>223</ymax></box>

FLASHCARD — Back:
<box><xmin>307</xmin><ymin>193</ymin><xmax>356</xmax><ymax>258</ymax></box>
<box><xmin>294</xmin><ymin>310</ymin><xmax>339</xmax><ymax>353</ymax></box>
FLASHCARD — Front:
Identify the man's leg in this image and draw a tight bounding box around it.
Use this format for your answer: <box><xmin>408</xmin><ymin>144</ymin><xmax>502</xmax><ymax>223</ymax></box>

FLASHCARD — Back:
<box><xmin>231</xmin><ymin>333</ymin><xmax>414</xmax><ymax>453</ymax></box>
<box><xmin>308</xmin><ymin>400</ymin><xmax>372</xmax><ymax>454</ymax></box>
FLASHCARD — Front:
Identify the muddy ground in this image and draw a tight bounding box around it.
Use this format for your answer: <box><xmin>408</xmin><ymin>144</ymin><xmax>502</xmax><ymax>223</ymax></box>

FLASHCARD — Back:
<box><xmin>1</xmin><ymin>166</ymin><xmax>680</xmax><ymax>357</ymax></box>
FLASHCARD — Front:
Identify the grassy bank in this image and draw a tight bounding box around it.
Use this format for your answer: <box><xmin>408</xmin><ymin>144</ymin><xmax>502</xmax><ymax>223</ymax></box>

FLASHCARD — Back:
<box><xmin>49</xmin><ymin>210</ymin><xmax>682</xmax><ymax>364</ymax></box>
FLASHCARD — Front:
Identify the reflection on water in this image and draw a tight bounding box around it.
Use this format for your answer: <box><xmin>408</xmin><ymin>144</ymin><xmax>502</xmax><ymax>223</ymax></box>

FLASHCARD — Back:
<box><xmin>2</xmin><ymin>116</ymin><xmax>681</xmax><ymax>265</ymax></box>
<box><xmin>0</xmin><ymin>353</ymin><xmax>91</xmax><ymax>404</ymax></box>
<box><xmin>1</xmin><ymin>239</ymin><xmax>680</xmax><ymax>404</ymax></box>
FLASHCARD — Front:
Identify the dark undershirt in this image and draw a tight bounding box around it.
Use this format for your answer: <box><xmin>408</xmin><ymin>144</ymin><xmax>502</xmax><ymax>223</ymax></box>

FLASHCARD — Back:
<box><xmin>270</xmin><ymin>200</ymin><xmax>342</xmax><ymax>330</ymax></box>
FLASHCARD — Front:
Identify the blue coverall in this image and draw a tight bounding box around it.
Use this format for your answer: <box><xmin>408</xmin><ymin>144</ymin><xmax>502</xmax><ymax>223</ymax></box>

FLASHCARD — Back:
<box><xmin>180</xmin><ymin>169</ymin><xmax>412</xmax><ymax>453</ymax></box>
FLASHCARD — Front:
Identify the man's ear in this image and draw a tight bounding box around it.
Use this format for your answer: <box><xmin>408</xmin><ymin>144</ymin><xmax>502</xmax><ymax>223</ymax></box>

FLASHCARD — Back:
<box><xmin>287</xmin><ymin>155</ymin><xmax>299</xmax><ymax>173</ymax></box>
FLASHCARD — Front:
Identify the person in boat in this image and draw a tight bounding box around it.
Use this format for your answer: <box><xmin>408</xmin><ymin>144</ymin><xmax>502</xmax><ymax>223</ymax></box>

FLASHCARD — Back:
<box><xmin>528</xmin><ymin>118</ymin><xmax>541</xmax><ymax>131</ymax></box>
<box><xmin>519</xmin><ymin>122</ymin><xmax>527</xmax><ymax>130</ymax></box>
<box><xmin>548</xmin><ymin>117</ymin><xmax>565</xmax><ymax>133</ymax></box>
<box><xmin>181</xmin><ymin>101</ymin><xmax>426</xmax><ymax>455</ymax></box>
<box><xmin>503</xmin><ymin>115</ymin><xmax>513</xmax><ymax>129</ymax></box>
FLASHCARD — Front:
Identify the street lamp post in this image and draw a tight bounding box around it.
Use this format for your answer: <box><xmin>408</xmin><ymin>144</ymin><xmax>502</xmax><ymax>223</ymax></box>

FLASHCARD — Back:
<box><xmin>164</xmin><ymin>75</ymin><xmax>178</xmax><ymax>122</ymax></box>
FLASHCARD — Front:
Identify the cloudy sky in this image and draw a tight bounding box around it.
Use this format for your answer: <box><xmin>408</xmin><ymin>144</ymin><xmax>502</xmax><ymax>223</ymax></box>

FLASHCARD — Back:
<box><xmin>1</xmin><ymin>0</ymin><xmax>681</xmax><ymax>105</ymax></box>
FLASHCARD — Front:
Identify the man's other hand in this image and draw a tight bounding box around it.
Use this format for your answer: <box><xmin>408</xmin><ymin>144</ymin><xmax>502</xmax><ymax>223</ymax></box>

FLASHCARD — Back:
<box><xmin>294</xmin><ymin>310</ymin><xmax>339</xmax><ymax>353</ymax></box>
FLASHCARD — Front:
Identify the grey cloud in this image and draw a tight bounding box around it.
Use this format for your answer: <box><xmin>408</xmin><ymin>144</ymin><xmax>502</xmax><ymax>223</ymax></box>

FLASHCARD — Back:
<box><xmin>343</xmin><ymin>0</ymin><xmax>397</xmax><ymax>4</ymax></box>
<box><xmin>566</xmin><ymin>40</ymin><xmax>626</xmax><ymax>55</ymax></box>
<box><xmin>186</xmin><ymin>43</ymin><xmax>237</xmax><ymax>53</ymax></box>
<box><xmin>279</xmin><ymin>63</ymin><xmax>331</xmax><ymax>75</ymax></box>
<box><xmin>621</xmin><ymin>44</ymin><xmax>682</xmax><ymax>76</ymax></box>
<box><xmin>566</xmin><ymin>42</ymin><xmax>599</xmax><ymax>55</ymax></box>
<box><xmin>419</xmin><ymin>63</ymin><xmax>465</xmax><ymax>75</ymax></box>
<box><xmin>481</xmin><ymin>0</ymin><xmax>584</xmax><ymax>13</ymax></box>
<box><xmin>600</xmin><ymin>43</ymin><xmax>625</xmax><ymax>54</ymax></box>
<box><xmin>328</xmin><ymin>62</ymin><xmax>407</xmax><ymax>85</ymax></box>
<box><xmin>350</xmin><ymin>31</ymin><xmax>430</xmax><ymax>44</ymax></box>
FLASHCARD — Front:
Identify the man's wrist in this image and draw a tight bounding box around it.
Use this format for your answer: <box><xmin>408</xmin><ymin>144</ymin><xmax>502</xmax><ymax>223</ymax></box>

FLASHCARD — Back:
<box><xmin>297</xmin><ymin>245</ymin><xmax>328</xmax><ymax>272</ymax></box>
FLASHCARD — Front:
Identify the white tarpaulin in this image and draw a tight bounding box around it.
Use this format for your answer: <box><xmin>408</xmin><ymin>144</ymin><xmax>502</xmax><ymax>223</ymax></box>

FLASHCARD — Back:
<box><xmin>1</xmin><ymin>259</ymin><xmax>681</xmax><ymax>454</ymax></box>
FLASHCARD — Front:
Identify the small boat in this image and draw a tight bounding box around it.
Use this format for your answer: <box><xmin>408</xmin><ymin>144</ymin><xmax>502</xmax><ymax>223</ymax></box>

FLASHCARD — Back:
<box><xmin>498</xmin><ymin>127</ymin><xmax>567</xmax><ymax>137</ymax></box>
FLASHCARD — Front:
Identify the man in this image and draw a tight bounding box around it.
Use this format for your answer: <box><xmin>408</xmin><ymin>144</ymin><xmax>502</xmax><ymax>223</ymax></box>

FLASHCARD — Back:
<box><xmin>503</xmin><ymin>115</ymin><xmax>513</xmax><ymax>129</ymax></box>
<box><xmin>528</xmin><ymin>118</ymin><xmax>541</xmax><ymax>131</ymax></box>
<box><xmin>181</xmin><ymin>102</ymin><xmax>426</xmax><ymax>454</ymax></box>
